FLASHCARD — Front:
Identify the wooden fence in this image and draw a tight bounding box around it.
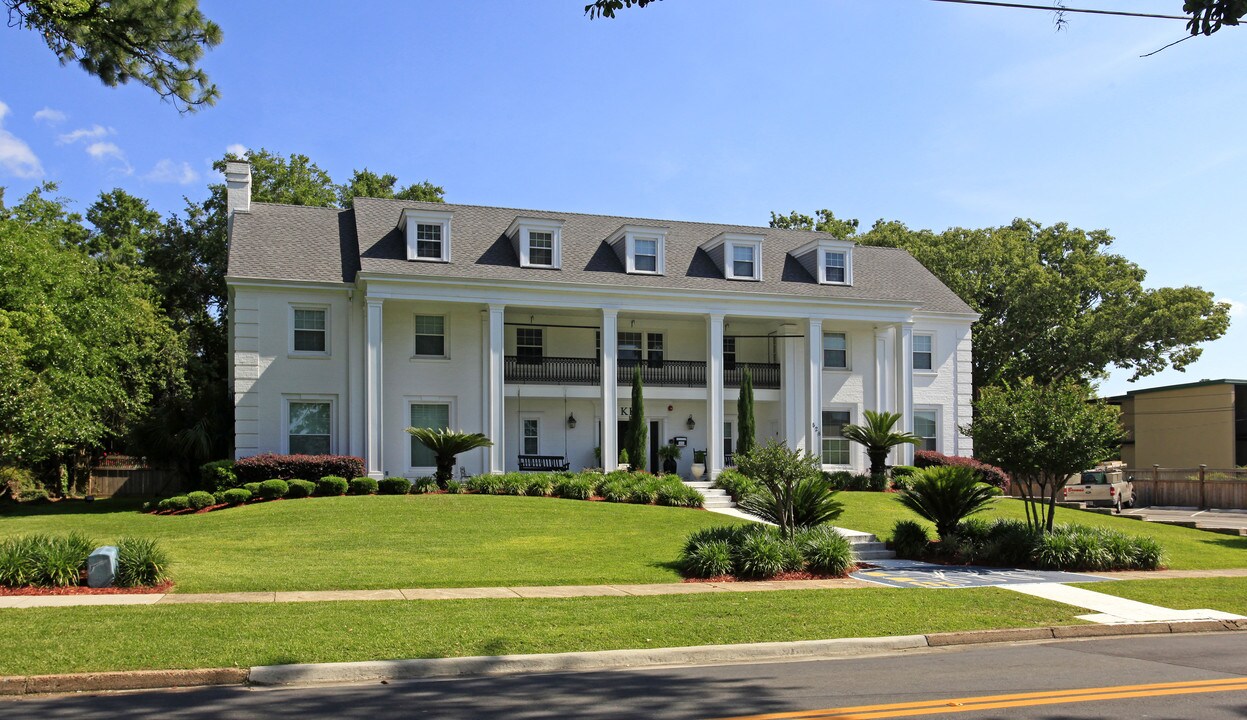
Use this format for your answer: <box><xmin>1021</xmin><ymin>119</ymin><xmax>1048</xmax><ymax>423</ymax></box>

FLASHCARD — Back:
<box><xmin>1009</xmin><ymin>467</ymin><xmax>1247</xmax><ymax>510</ymax></box>
<box><xmin>88</xmin><ymin>467</ymin><xmax>184</xmax><ymax>498</ymax></box>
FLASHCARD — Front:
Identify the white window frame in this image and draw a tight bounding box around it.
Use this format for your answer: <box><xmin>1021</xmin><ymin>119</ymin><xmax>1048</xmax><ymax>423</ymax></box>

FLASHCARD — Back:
<box><xmin>820</xmin><ymin>406</ymin><xmax>854</xmax><ymax>468</ymax></box>
<box><xmin>289</xmin><ymin>304</ymin><xmax>330</xmax><ymax>357</ymax></box>
<box><xmin>607</xmin><ymin>225</ymin><xmax>667</xmax><ymax>275</ymax></box>
<box><xmin>824</xmin><ymin>250</ymin><xmax>848</xmax><ymax>284</ymax></box>
<box><xmin>629</xmin><ymin>234</ymin><xmax>664</xmax><ymax>275</ymax></box>
<box><xmin>913</xmin><ymin>333</ymin><xmax>935</xmax><ymax>372</ymax></box>
<box><xmin>520</xmin><ymin>414</ymin><xmax>541</xmax><ymax>456</ymax></box>
<box><xmin>413</xmin><ymin>313</ymin><xmax>449</xmax><ymax>360</ymax></box>
<box><xmin>725</xmin><ymin>239</ymin><xmax>762</xmax><ymax>281</ymax></box>
<box><xmin>913</xmin><ymin>406</ymin><xmax>940</xmax><ymax>453</ymax></box>
<box><xmin>401</xmin><ymin>209</ymin><xmax>453</xmax><ymax>263</ymax></box>
<box><xmin>407</xmin><ymin>397</ymin><xmax>457</xmax><ymax>474</ymax></box>
<box><xmin>282</xmin><ymin>394</ymin><xmax>336</xmax><ymax>455</ymax></box>
<box><xmin>507</xmin><ymin>217</ymin><xmax>565</xmax><ymax>270</ymax></box>
<box><xmin>618</xmin><ymin>331</ymin><xmax>643</xmax><ymax>363</ymax></box>
<box><xmin>822</xmin><ymin>331</ymin><xmax>850</xmax><ymax>370</ymax></box>
<box><xmin>794</xmin><ymin>238</ymin><xmax>854</xmax><ymax>286</ymax></box>
<box><xmin>515</xmin><ymin>327</ymin><xmax>544</xmax><ymax>363</ymax></box>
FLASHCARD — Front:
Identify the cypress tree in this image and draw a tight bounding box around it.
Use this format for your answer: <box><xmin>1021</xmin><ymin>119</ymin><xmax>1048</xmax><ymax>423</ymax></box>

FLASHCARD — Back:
<box><xmin>737</xmin><ymin>365</ymin><xmax>756</xmax><ymax>458</ymax></box>
<box><xmin>625</xmin><ymin>364</ymin><xmax>647</xmax><ymax>471</ymax></box>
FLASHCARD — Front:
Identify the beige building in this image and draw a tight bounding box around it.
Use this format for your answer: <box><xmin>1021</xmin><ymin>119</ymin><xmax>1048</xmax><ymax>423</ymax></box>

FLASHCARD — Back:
<box><xmin>1108</xmin><ymin>379</ymin><xmax>1247</xmax><ymax>469</ymax></box>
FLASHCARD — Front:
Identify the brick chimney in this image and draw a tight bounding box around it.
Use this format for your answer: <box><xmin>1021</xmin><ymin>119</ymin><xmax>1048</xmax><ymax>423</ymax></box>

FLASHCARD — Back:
<box><xmin>225</xmin><ymin>161</ymin><xmax>252</xmax><ymax>214</ymax></box>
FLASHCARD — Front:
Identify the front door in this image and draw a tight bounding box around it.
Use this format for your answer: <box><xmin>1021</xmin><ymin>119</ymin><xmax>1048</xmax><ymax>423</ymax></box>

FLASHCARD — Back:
<box><xmin>649</xmin><ymin>420</ymin><xmax>661</xmax><ymax>473</ymax></box>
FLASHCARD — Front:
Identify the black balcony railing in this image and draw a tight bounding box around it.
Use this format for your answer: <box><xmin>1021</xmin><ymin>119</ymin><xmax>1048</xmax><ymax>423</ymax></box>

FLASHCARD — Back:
<box><xmin>504</xmin><ymin>356</ymin><xmax>780</xmax><ymax>389</ymax></box>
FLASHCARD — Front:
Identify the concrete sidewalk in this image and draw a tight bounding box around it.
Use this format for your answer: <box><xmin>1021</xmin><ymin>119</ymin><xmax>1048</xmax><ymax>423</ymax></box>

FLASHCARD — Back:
<box><xmin>3</xmin><ymin>567</ymin><xmax>1246</xmax><ymax>609</ymax></box>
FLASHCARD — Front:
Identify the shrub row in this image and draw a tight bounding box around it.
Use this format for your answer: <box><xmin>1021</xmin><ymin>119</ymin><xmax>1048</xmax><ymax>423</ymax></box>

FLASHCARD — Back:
<box><xmin>891</xmin><ymin>517</ymin><xmax>1164</xmax><ymax>571</ymax></box>
<box><xmin>824</xmin><ymin>470</ymin><xmax>887</xmax><ymax>492</ymax></box>
<box><xmin>680</xmin><ymin>524</ymin><xmax>855</xmax><ymax>579</ymax></box>
<box><xmin>464</xmin><ymin>471</ymin><xmax>704</xmax><ymax>508</ymax></box>
<box><xmin>915</xmin><ymin>450</ymin><xmax>1010</xmax><ymax>491</ymax></box>
<box><xmin>0</xmin><ymin>534</ymin><xmax>170</xmax><ymax>588</ymax></box>
<box><xmin>230</xmin><ymin>454</ymin><xmax>366</xmax><ymax>484</ymax></box>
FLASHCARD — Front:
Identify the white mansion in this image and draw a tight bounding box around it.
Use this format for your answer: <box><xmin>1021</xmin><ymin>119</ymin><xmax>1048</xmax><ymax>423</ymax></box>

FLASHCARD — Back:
<box><xmin>225</xmin><ymin>162</ymin><xmax>976</xmax><ymax>480</ymax></box>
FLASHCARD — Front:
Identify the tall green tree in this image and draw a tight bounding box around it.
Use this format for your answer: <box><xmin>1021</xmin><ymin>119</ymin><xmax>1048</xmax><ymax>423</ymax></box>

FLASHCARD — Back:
<box><xmin>624</xmin><ymin>364</ymin><xmax>647</xmax><ymax>470</ymax></box>
<box><xmin>968</xmin><ymin>379</ymin><xmax>1122</xmax><ymax>532</ymax></box>
<box><xmin>225</xmin><ymin>149</ymin><xmax>339</xmax><ymax>208</ymax></box>
<box><xmin>772</xmin><ymin>211</ymin><xmax>1230</xmax><ymax>395</ymax></box>
<box><xmin>0</xmin><ymin>185</ymin><xmax>183</xmax><ymax>482</ymax></box>
<box><xmin>84</xmin><ymin>188</ymin><xmax>162</xmax><ymax>264</ymax></box>
<box><xmin>337</xmin><ymin>168</ymin><xmax>446</xmax><ymax>209</ymax></box>
<box><xmin>736</xmin><ymin>366</ymin><xmax>756</xmax><ymax>458</ymax></box>
<box><xmin>5</xmin><ymin>0</ymin><xmax>222</xmax><ymax>111</ymax></box>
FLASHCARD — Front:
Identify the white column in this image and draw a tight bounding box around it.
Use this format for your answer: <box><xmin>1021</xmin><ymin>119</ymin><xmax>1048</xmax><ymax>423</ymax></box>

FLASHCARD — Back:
<box><xmin>600</xmin><ymin>309</ymin><xmax>619</xmax><ymax>472</ymax></box>
<box><xmin>485</xmin><ymin>305</ymin><xmax>506</xmax><ymax>473</ymax></box>
<box><xmin>706</xmin><ymin>314</ymin><xmax>725</xmax><ymax>480</ymax></box>
<box><xmin>779</xmin><ymin>322</ymin><xmax>803</xmax><ymax>448</ymax></box>
<box><xmin>805</xmin><ymin>318</ymin><xmax>824</xmax><ymax>456</ymax></box>
<box><xmin>896</xmin><ymin>322</ymin><xmax>915</xmax><ymax>465</ymax></box>
<box><xmin>873</xmin><ymin>326</ymin><xmax>893</xmax><ymax>415</ymax></box>
<box><xmin>364</xmin><ymin>298</ymin><xmax>385</xmax><ymax>479</ymax></box>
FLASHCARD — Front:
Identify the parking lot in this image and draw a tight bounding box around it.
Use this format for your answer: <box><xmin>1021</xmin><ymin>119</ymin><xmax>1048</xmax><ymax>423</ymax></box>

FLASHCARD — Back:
<box><xmin>1115</xmin><ymin>506</ymin><xmax>1247</xmax><ymax>535</ymax></box>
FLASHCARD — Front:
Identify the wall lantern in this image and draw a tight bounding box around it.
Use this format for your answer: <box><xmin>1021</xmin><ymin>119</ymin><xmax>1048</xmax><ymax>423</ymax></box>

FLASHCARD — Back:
<box><xmin>686</xmin><ymin>415</ymin><xmax>696</xmax><ymax>430</ymax></box>
<box><xmin>567</xmin><ymin>413</ymin><xmax>577</xmax><ymax>429</ymax></box>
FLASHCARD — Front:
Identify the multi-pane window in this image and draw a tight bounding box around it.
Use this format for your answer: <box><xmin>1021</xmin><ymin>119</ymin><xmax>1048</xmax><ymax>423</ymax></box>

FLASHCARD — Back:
<box><xmin>914</xmin><ymin>410</ymin><xmax>938</xmax><ymax>452</ymax></box>
<box><xmin>528</xmin><ymin>231</ymin><xmax>554</xmax><ymax>266</ymax></box>
<box><xmin>410</xmin><ymin>403</ymin><xmax>450</xmax><ymax>467</ymax></box>
<box><xmin>414</xmin><ymin>315</ymin><xmax>445</xmax><ymax>357</ymax></box>
<box><xmin>913</xmin><ymin>334</ymin><xmax>933</xmax><ymax>371</ymax></box>
<box><xmin>647</xmin><ymin>333</ymin><xmax>664</xmax><ymax>368</ymax></box>
<box><xmin>415</xmin><ymin>223</ymin><xmax>443</xmax><ymax>259</ymax></box>
<box><xmin>732</xmin><ymin>244</ymin><xmax>755</xmax><ymax>278</ymax></box>
<box><xmin>288</xmin><ymin>401</ymin><xmax>331</xmax><ymax>455</ymax></box>
<box><xmin>522</xmin><ymin>418</ymin><xmax>540</xmax><ymax>455</ymax></box>
<box><xmin>824</xmin><ymin>251</ymin><xmax>847</xmax><ymax>283</ymax></box>
<box><xmin>823</xmin><ymin>332</ymin><xmax>847</xmax><ymax>369</ymax></box>
<box><xmin>293</xmin><ymin>308</ymin><xmax>327</xmax><ymax>353</ymax></box>
<box><xmin>618</xmin><ymin>332</ymin><xmax>643</xmax><ymax>363</ymax></box>
<box><xmin>634</xmin><ymin>238</ymin><xmax>658</xmax><ymax>273</ymax></box>
<box><xmin>821</xmin><ymin>410</ymin><xmax>851</xmax><ymax>465</ymax></box>
<box><xmin>724</xmin><ymin>336</ymin><xmax>737</xmax><ymax>370</ymax></box>
<box><xmin>516</xmin><ymin>328</ymin><xmax>543</xmax><ymax>364</ymax></box>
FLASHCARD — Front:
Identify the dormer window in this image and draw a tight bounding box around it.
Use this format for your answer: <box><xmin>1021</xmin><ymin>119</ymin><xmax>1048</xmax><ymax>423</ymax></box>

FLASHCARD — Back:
<box><xmin>400</xmin><ymin>209</ymin><xmax>453</xmax><ymax>263</ymax></box>
<box><xmin>507</xmin><ymin>217</ymin><xmax>564</xmax><ymax>269</ymax></box>
<box><xmin>793</xmin><ymin>238</ymin><xmax>854</xmax><ymax>285</ymax></box>
<box><xmin>608</xmin><ymin>225</ymin><xmax>667</xmax><ymax>275</ymax></box>
<box><xmin>702</xmin><ymin>232</ymin><xmax>764</xmax><ymax>281</ymax></box>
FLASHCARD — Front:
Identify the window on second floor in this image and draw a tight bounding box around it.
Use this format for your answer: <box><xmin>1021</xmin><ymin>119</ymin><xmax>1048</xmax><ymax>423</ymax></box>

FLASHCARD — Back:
<box><xmin>724</xmin><ymin>336</ymin><xmax>737</xmax><ymax>370</ymax></box>
<box><xmin>824</xmin><ymin>251</ymin><xmax>847</xmax><ymax>283</ymax></box>
<box><xmin>618</xmin><ymin>331</ymin><xmax>643</xmax><ymax>363</ymax></box>
<box><xmin>516</xmin><ymin>328</ymin><xmax>543</xmax><ymax>364</ymax></box>
<box><xmin>402</xmin><ymin>209</ymin><xmax>453</xmax><ymax>263</ymax></box>
<box><xmin>913</xmin><ymin>334</ymin><xmax>933</xmax><ymax>371</ymax></box>
<box><xmin>414</xmin><ymin>315</ymin><xmax>446</xmax><ymax>358</ymax></box>
<box><xmin>634</xmin><ymin>238</ymin><xmax>659</xmax><ymax>273</ymax></box>
<box><xmin>731</xmin><ymin>244</ymin><xmax>756</xmax><ymax>279</ymax></box>
<box><xmin>528</xmin><ymin>231</ymin><xmax>555</xmax><ymax>266</ymax></box>
<box><xmin>823</xmin><ymin>332</ymin><xmax>848</xmax><ymax>369</ymax></box>
<box><xmin>415</xmin><ymin>223</ymin><xmax>443</xmax><ymax>259</ymax></box>
<box><xmin>291</xmin><ymin>306</ymin><xmax>328</xmax><ymax>354</ymax></box>
<box><xmin>647</xmin><ymin>333</ymin><xmax>664</xmax><ymax>368</ymax></box>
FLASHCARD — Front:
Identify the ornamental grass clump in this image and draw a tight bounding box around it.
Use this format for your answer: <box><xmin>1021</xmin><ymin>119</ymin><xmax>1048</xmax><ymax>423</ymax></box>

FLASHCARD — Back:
<box><xmin>796</xmin><ymin>525</ymin><xmax>855</xmax><ymax>576</ymax></box>
<box><xmin>679</xmin><ymin>523</ymin><xmax>856</xmax><ymax>580</ymax></box>
<box><xmin>411</xmin><ymin>476</ymin><xmax>439</xmax><ymax>494</ymax></box>
<box><xmin>115</xmin><ymin>537</ymin><xmax>170</xmax><ymax>587</ymax></box>
<box><xmin>0</xmin><ymin>533</ymin><xmax>94</xmax><ymax>587</ymax></box>
<box><xmin>553</xmin><ymin>476</ymin><xmax>594</xmax><ymax>500</ymax></box>
<box><xmin>466</xmin><ymin>475</ymin><xmax>502</xmax><ymax>494</ymax></box>
<box><xmin>889</xmin><ymin>520</ymin><xmax>932</xmax><ymax>559</ymax></box>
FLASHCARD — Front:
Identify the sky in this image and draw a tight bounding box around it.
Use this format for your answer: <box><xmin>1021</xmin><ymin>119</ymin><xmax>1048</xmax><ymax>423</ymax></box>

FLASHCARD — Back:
<box><xmin>0</xmin><ymin>0</ymin><xmax>1242</xmax><ymax>397</ymax></box>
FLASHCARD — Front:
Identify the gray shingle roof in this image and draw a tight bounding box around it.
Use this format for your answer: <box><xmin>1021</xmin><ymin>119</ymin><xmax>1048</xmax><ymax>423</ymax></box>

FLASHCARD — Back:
<box><xmin>227</xmin><ymin>198</ymin><xmax>974</xmax><ymax>315</ymax></box>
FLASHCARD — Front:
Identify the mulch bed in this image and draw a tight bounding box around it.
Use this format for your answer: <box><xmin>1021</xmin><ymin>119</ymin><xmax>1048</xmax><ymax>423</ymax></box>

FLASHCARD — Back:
<box><xmin>682</xmin><ymin>566</ymin><xmax>864</xmax><ymax>583</ymax></box>
<box><xmin>0</xmin><ymin>580</ymin><xmax>174</xmax><ymax>596</ymax></box>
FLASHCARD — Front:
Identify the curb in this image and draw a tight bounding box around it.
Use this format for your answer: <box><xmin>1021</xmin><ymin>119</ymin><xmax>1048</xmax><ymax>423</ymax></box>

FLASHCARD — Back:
<box><xmin>4</xmin><ymin>620</ymin><xmax>1245</xmax><ymax>696</ymax></box>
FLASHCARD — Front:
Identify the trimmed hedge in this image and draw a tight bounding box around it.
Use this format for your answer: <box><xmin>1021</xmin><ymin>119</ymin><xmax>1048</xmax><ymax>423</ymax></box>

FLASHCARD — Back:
<box><xmin>234</xmin><ymin>454</ymin><xmax>366</xmax><ymax>483</ymax></box>
<box><xmin>198</xmin><ymin>460</ymin><xmax>237</xmax><ymax>493</ymax></box>
<box><xmin>349</xmin><ymin>477</ymin><xmax>378</xmax><ymax>496</ymax></box>
<box><xmin>186</xmin><ymin>491</ymin><xmax>215</xmax><ymax>510</ymax></box>
<box><xmin>159</xmin><ymin>495</ymin><xmax>190</xmax><ymax>511</ymax></box>
<box><xmin>379</xmin><ymin>477</ymin><xmax>413</xmax><ymax>495</ymax></box>
<box><xmin>257</xmin><ymin>479</ymin><xmax>289</xmax><ymax>500</ymax></box>
<box><xmin>316</xmin><ymin>476</ymin><xmax>348</xmax><ymax>496</ymax></box>
<box><xmin>915</xmin><ymin>450</ymin><xmax>1010</xmax><ymax>491</ymax></box>
<box><xmin>221</xmin><ymin>488</ymin><xmax>252</xmax><ymax>505</ymax></box>
<box><xmin>286</xmin><ymin>479</ymin><xmax>317</xmax><ymax>498</ymax></box>
<box><xmin>241</xmin><ymin>482</ymin><xmax>262</xmax><ymax>496</ymax></box>
<box><xmin>824</xmin><ymin>470</ymin><xmax>885</xmax><ymax>492</ymax></box>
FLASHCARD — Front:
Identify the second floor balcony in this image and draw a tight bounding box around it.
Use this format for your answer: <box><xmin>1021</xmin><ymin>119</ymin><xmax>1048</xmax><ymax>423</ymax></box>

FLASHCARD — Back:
<box><xmin>504</xmin><ymin>356</ymin><xmax>780</xmax><ymax>389</ymax></box>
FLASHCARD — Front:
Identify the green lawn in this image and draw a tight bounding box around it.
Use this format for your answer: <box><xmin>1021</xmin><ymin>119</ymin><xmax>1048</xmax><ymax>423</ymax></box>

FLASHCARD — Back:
<box><xmin>0</xmin><ymin>495</ymin><xmax>745</xmax><ymax>593</ymax></box>
<box><xmin>835</xmin><ymin>492</ymin><xmax>1247</xmax><ymax>571</ymax></box>
<box><xmin>0</xmin><ymin>587</ymin><xmax>1082</xmax><ymax>676</ymax></box>
<box><xmin>1073</xmin><ymin>577</ymin><xmax>1247</xmax><ymax>616</ymax></box>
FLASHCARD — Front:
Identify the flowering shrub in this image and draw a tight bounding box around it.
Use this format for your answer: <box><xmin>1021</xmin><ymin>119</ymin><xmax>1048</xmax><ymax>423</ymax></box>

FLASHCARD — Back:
<box><xmin>234</xmin><ymin>454</ymin><xmax>366</xmax><ymax>483</ymax></box>
<box><xmin>914</xmin><ymin>450</ymin><xmax>1010</xmax><ymax>491</ymax></box>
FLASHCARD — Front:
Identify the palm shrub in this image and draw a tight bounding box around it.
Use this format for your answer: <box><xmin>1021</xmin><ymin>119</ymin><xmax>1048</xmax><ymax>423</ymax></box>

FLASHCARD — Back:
<box><xmin>896</xmin><ymin>465</ymin><xmax>999</xmax><ymax>540</ymax></box>
<box><xmin>739</xmin><ymin>476</ymin><xmax>843</xmax><ymax>529</ymax></box>
<box><xmin>890</xmin><ymin>520</ymin><xmax>932</xmax><ymax>558</ymax></box>
<box><xmin>116</xmin><ymin>537</ymin><xmax>170</xmax><ymax>587</ymax></box>
<box><xmin>735</xmin><ymin>440</ymin><xmax>826</xmax><ymax>539</ymax></box>
<box><xmin>841</xmin><ymin>410</ymin><xmax>920</xmax><ymax>482</ymax></box>
<box><xmin>405</xmin><ymin>427</ymin><xmax>494</xmax><ymax>488</ymax></box>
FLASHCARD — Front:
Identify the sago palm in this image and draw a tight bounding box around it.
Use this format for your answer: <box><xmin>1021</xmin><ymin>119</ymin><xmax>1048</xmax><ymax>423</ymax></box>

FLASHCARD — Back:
<box><xmin>841</xmin><ymin>410</ymin><xmax>920</xmax><ymax>478</ymax></box>
<box><xmin>405</xmin><ymin>428</ymin><xmax>493</xmax><ymax>487</ymax></box>
<box><xmin>897</xmin><ymin>465</ymin><xmax>999</xmax><ymax>540</ymax></box>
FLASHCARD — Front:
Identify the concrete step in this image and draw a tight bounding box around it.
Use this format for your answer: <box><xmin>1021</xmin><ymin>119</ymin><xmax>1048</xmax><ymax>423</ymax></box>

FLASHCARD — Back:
<box><xmin>703</xmin><ymin>500</ymin><xmax>736</xmax><ymax>509</ymax></box>
<box><xmin>855</xmin><ymin>549</ymin><xmax>897</xmax><ymax>560</ymax></box>
<box><xmin>685</xmin><ymin>482</ymin><xmax>715</xmax><ymax>489</ymax></box>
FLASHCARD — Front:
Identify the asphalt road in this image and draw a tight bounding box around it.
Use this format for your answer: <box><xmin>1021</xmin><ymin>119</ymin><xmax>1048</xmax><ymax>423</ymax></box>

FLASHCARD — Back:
<box><xmin>6</xmin><ymin>633</ymin><xmax>1246</xmax><ymax>719</ymax></box>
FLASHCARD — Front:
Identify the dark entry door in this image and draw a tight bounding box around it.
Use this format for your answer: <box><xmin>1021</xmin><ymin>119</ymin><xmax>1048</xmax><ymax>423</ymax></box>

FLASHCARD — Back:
<box><xmin>649</xmin><ymin>420</ymin><xmax>661</xmax><ymax>473</ymax></box>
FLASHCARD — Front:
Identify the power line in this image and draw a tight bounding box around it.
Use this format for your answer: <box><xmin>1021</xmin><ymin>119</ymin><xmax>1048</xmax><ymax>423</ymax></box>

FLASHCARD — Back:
<box><xmin>926</xmin><ymin>0</ymin><xmax>1189</xmax><ymax>21</ymax></box>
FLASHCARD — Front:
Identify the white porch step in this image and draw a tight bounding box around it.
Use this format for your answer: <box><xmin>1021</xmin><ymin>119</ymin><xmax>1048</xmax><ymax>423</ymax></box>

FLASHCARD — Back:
<box><xmin>683</xmin><ymin>479</ymin><xmax>735</xmax><ymax>510</ymax></box>
<box><xmin>834</xmin><ymin>531</ymin><xmax>896</xmax><ymax>561</ymax></box>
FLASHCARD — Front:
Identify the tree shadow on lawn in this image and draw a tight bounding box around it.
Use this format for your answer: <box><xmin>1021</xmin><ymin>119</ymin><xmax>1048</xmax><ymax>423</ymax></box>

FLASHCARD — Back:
<box><xmin>8</xmin><ymin>664</ymin><xmax>792</xmax><ymax>719</ymax></box>
<box><xmin>0</xmin><ymin>498</ymin><xmax>146</xmax><ymax>520</ymax></box>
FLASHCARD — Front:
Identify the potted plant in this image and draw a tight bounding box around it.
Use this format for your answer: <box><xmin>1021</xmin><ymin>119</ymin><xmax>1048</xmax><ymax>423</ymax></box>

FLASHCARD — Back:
<box><xmin>617</xmin><ymin>448</ymin><xmax>630</xmax><ymax>472</ymax></box>
<box><xmin>658</xmin><ymin>444</ymin><xmax>681</xmax><ymax>475</ymax></box>
<box><xmin>691</xmin><ymin>449</ymin><xmax>707</xmax><ymax>481</ymax></box>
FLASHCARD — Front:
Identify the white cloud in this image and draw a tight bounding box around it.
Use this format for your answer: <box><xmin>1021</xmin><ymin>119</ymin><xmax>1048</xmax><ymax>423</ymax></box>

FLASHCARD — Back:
<box><xmin>85</xmin><ymin>141</ymin><xmax>133</xmax><ymax>175</ymax></box>
<box><xmin>225</xmin><ymin>143</ymin><xmax>247</xmax><ymax>157</ymax></box>
<box><xmin>1220</xmin><ymin>298</ymin><xmax>1246</xmax><ymax>318</ymax></box>
<box><xmin>57</xmin><ymin>124</ymin><xmax>113</xmax><ymax>144</ymax></box>
<box><xmin>145</xmin><ymin>158</ymin><xmax>199</xmax><ymax>185</ymax></box>
<box><xmin>33</xmin><ymin>107</ymin><xmax>67</xmax><ymax>125</ymax></box>
<box><xmin>0</xmin><ymin>101</ymin><xmax>43</xmax><ymax>178</ymax></box>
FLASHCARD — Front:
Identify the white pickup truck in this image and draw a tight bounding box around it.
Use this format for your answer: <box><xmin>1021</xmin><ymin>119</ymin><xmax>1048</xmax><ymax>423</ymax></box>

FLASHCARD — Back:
<box><xmin>1062</xmin><ymin>463</ymin><xmax>1135</xmax><ymax>513</ymax></box>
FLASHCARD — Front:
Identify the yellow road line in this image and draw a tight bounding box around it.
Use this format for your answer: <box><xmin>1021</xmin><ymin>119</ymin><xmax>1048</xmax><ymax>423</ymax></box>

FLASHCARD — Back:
<box><xmin>711</xmin><ymin>677</ymin><xmax>1247</xmax><ymax>720</ymax></box>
